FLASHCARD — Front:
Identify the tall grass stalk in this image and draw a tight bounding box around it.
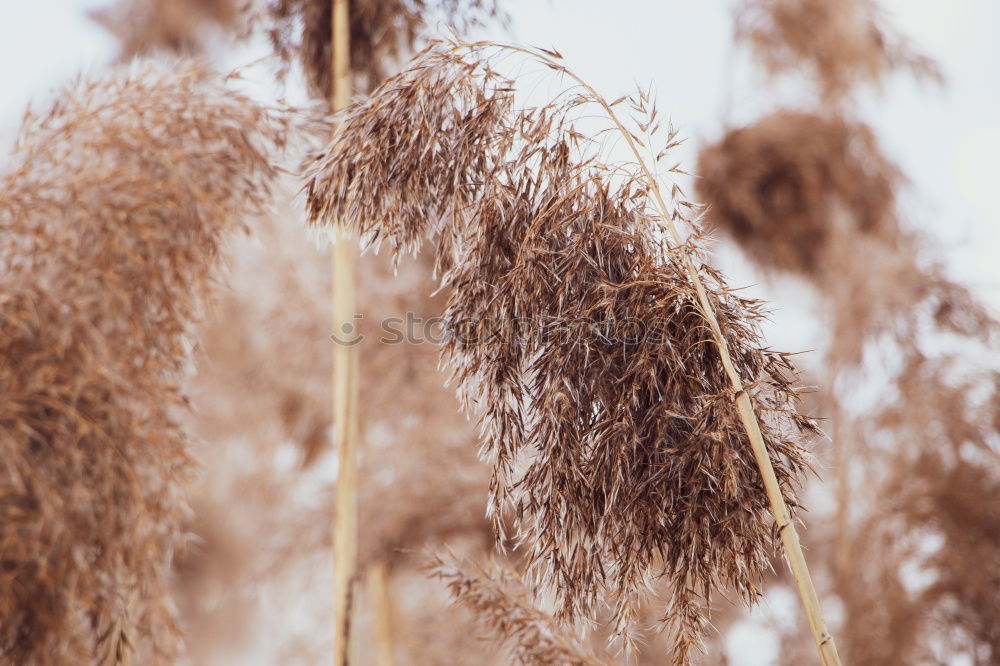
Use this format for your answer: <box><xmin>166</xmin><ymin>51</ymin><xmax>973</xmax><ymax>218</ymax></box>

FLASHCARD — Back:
<box><xmin>369</xmin><ymin>562</ymin><xmax>395</xmax><ymax>666</ymax></box>
<box><xmin>329</xmin><ymin>1</ymin><xmax>361</xmax><ymax>665</ymax></box>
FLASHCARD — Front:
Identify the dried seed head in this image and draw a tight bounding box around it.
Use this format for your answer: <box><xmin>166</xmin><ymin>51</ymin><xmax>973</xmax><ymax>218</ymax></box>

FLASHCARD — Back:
<box><xmin>696</xmin><ymin>110</ymin><xmax>998</xmax><ymax>366</ymax></box>
<box><xmin>265</xmin><ymin>0</ymin><xmax>505</xmax><ymax>98</ymax></box>
<box><xmin>696</xmin><ymin>110</ymin><xmax>900</xmax><ymax>278</ymax></box>
<box><xmin>303</xmin><ymin>41</ymin><xmax>817</xmax><ymax>661</ymax></box>
<box><xmin>91</xmin><ymin>0</ymin><xmax>242</xmax><ymax>58</ymax></box>
<box><xmin>736</xmin><ymin>0</ymin><xmax>941</xmax><ymax>102</ymax></box>
<box><xmin>431</xmin><ymin>553</ymin><xmax>615</xmax><ymax>666</ymax></box>
<box><xmin>0</xmin><ymin>61</ymin><xmax>284</xmax><ymax>663</ymax></box>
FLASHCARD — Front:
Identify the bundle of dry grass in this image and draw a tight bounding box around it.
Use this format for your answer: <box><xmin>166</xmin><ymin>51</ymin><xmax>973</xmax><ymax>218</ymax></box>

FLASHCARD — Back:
<box><xmin>831</xmin><ymin>354</ymin><xmax>1000</xmax><ymax>665</ymax></box>
<box><xmin>266</xmin><ymin>0</ymin><xmax>503</xmax><ymax>98</ymax></box>
<box><xmin>897</xmin><ymin>455</ymin><xmax>1000</xmax><ymax>662</ymax></box>
<box><xmin>0</xmin><ymin>62</ymin><xmax>284</xmax><ymax>663</ymax></box>
<box><xmin>703</xmin><ymin>5</ymin><xmax>999</xmax><ymax>663</ymax></box>
<box><xmin>698</xmin><ymin>154</ymin><xmax>1000</xmax><ymax>658</ymax></box>
<box><xmin>696</xmin><ymin>110</ymin><xmax>900</xmax><ymax>277</ymax></box>
<box><xmin>735</xmin><ymin>0</ymin><xmax>940</xmax><ymax>102</ymax></box>
<box><xmin>91</xmin><ymin>0</ymin><xmax>241</xmax><ymax>58</ymax></box>
<box><xmin>304</xmin><ymin>40</ymin><xmax>821</xmax><ymax>661</ymax></box>
<box><xmin>836</xmin><ymin>452</ymin><xmax>1000</xmax><ymax>666</ymax></box>
<box><xmin>431</xmin><ymin>554</ymin><xmax>615</xmax><ymax>666</ymax></box>
<box><xmin>696</xmin><ymin>111</ymin><xmax>994</xmax><ymax>364</ymax></box>
<box><xmin>0</xmin><ymin>284</ymin><xmax>179</xmax><ymax>666</ymax></box>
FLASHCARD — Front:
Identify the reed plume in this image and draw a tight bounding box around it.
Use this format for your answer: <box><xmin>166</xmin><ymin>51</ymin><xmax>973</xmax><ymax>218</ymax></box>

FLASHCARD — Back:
<box><xmin>736</xmin><ymin>0</ymin><xmax>941</xmax><ymax>102</ymax></box>
<box><xmin>696</xmin><ymin>110</ymin><xmax>996</xmax><ymax>365</ymax></box>
<box><xmin>696</xmin><ymin>111</ymin><xmax>900</xmax><ymax>277</ymax></box>
<box><xmin>91</xmin><ymin>0</ymin><xmax>241</xmax><ymax>58</ymax></box>
<box><xmin>0</xmin><ymin>61</ymin><xmax>284</xmax><ymax>664</ymax></box>
<box><xmin>704</xmin><ymin>6</ymin><xmax>1000</xmax><ymax>662</ymax></box>
<box><xmin>266</xmin><ymin>0</ymin><xmax>504</xmax><ymax>98</ymax></box>
<box><xmin>431</xmin><ymin>554</ymin><xmax>614</xmax><ymax>666</ymax></box>
<box><xmin>304</xmin><ymin>40</ymin><xmax>822</xmax><ymax>661</ymax></box>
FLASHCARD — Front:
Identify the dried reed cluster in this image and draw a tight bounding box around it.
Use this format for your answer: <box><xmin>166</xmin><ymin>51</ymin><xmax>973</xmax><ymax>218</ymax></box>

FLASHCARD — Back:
<box><xmin>0</xmin><ymin>62</ymin><xmax>284</xmax><ymax>663</ymax></box>
<box><xmin>832</xmin><ymin>354</ymin><xmax>1000</xmax><ymax>665</ymax></box>
<box><xmin>736</xmin><ymin>0</ymin><xmax>940</xmax><ymax>101</ymax></box>
<box><xmin>695</xmin><ymin>112</ymin><xmax>993</xmax><ymax>365</ymax></box>
<box><xmin>696</xmin><ymin>110</ymin><xmax>900</xmax><ymax>276</ymax></box>
<box><xmin>91</xmin><ymin>0</ymin><xmax>241</xmax><ymax>58</ymax></box>
<box><xmin>304</xmin><ymin>40</ymin><xmax>818</xmax><ymax>660</ymax></box>
<box><xmin>266</xmin><ymin>0</ymin><xmax>503</xmax><ymax>97</ymax></box>
<box><xmin>431</xmin><ymin>554</ymin><xmax>613</xmax><ymax>666</ymax></box>
<box><xmin>705</xmin><ymin>5</ymin><xmax>1000</xmax><ymax>663</ymax></box>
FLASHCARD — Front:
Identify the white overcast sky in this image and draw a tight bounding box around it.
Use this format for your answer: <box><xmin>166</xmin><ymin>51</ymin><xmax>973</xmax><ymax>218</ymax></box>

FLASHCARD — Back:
<box><xmin>1</xmin><ymin>2</ymin><xmax>996</xmax><ymax>664</ymax></box>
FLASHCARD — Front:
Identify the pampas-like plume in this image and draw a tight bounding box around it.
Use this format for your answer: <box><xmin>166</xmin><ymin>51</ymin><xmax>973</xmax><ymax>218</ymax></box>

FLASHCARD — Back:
<box><xmin>266</xmin><ymin>0</ymin><xmax>504</xmax><ymax>97</ymax></box>
<box><xmin>696</xmin><ymin>110</ymin><xmax>900</xmax><ymax>277</ymax></box>
<box><xmin>704</xmin><ymin>9</ymin><xmax>1000</xmax><ymax>660</ymax></box>
<box><xmin>431</xmin><ymin>554</ymin><xmax>615</xmax><ymax>666</ymax></box>
<box><xmin>735</xmin><ymin>0</ymin><xmax>941</xmax><ymax>102</ymax></box>
<box><xmin>0</xmin><ymin>62</ymin><xmax>284</xmax><ymax>663</ymax></box>
<box><xmin>832</xmin><ymin>354</ymin><xmax>1000</xmax><ymax>665</ymax></box>
<box><xmin>91</xmin><ymin>0</ymin><xmax>241</xmax><ymax>58</ymax></box>
<box><xmin>695</xmin><ymin>110</ymin><xmax>1000</xmax><ymax>364</ymax></box>
<box><xmin>303</xmin><ymin>40</ymin><xmax>822</xmax><ymax>661</ymax></box>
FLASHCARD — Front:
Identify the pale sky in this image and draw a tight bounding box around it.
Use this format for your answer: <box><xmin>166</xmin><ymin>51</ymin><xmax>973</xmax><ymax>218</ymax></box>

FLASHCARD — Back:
<box><xmin>1</xmin><ymin>2</ymin><xmax>996</xmax><ymax>664</ymax></box>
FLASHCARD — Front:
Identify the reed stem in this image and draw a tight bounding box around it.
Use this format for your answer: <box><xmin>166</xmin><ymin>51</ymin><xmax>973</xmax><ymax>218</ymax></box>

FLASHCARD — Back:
<box><xmin>330</xmin><ymin>1</ymin><xmax>359</xmax><ymax>664</ymax></box>
<box><xmin>369</xmin><ymin>563</ymin><xmax>395</xmax><ymax>666</ymax></box>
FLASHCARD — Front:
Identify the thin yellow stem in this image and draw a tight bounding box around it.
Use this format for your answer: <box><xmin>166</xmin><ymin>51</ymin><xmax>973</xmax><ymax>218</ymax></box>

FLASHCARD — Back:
<box><xmin>830</xmin><ymin>387</ymin><xmax>853</xmax><ymax>583</ymax></box>
<box><xmin>485</xmin><ymin>42</ymin><xmax>841</xmax><ymax>666</ymax></box>
<box><xmin>330</xmin><ymin>1</ymin><xmax>358</xmax><ymax>665</ymax></box>
<box><xmin>369</xmin><ymin>562</ymin><xmax>395</xmax><ymax>666</ymax></box>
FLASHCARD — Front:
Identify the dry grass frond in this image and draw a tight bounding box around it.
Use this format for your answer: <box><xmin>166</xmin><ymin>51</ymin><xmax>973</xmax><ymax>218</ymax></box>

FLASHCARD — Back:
<box><xmin>0</xmin><ymin>284</ymin><xmax>180</xmax><ymax>666</ymax></box>
<box><xmin>696</xmin><ymin>110</ymin><xmax>901</xmax><ymax>278</ymax></box>
<box><xmin>303</xmin><ymin>40</ymin><xmax>819</xmax><ymax>661</ymax></box>
<box><xmin>696</xmin><ymin>112</ymin><xmax>996</xmax><ymax>366</ymax></box>
<box><xmin>833</xmin><ymin>449</ymin><xmax>1000</xmax><ymax>665</ymax></box>
<box><xmin>431</xmin><ymin>554</ymin><xmax>616</xmax><ymax>666</ymax></box>
<box><xmin>91</xmin><ymin>0</ymin><xmax>242</xmax><ymax>58</ymax></box>
<box><xmin>265</xmin><ymin>0</ymin><xmax>505</xmax><ymax>98</ymax></box>
<box><xmin>895</xmin><ymin>455</ymin><xmax>1000</xmax><ymax>662</ymax></box>
<box><xmin>824</xmin><ymin>236</ymin><xmax>998</xmax><ymax>365</ymax></box>
<box><xmin>711</xmin><ymin>9</ymin><xmax>995</xmax><ymax>662</ymax></box>
<box><xmin>736</xmin><ymin>0</ymin><xmax>941</xmax><ymax>102</ymax></box>
<box><xmin>825</xmin><ymin>350</ymin><xmax>1000</xmax><ymax>665</ymax></box>
<box><xmin>0</xmin><ymin>61</ymin><xmax>285</xmax><ymax>663</ymax></box>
